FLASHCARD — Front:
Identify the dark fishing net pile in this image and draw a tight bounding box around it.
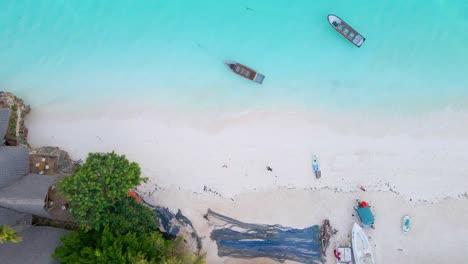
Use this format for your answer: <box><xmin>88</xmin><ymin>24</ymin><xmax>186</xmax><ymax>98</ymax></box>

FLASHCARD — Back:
<box><xmin>140</xmin><ymin>198</ymin><xmax>203</xmax><ymax>253</ymax></box>
<box><xmin>205</xmin><ymin>209</ymin><xmax>326</xmax><ymax>264</ymax></box>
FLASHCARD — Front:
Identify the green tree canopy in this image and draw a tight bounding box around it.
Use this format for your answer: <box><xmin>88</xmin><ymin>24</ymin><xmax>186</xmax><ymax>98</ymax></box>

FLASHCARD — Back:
<box><xmin>53</xmin><ymin>226</ymin><xmax>178</xmax><ymax>264</ymax></box>
<box><xmin>106</xmin><ymin>197</ymin><xmax>158</xmax><ymax>236</ymax></box>
<box><xmin>0</xmin><ymin>225</ymin><xmax>22</xmax><ymax>244</ymax></box>
<box><xmin>55</xmin><ymin>151</ymin><xmax>206</xmax><ymax>264</ymax></box>
<box><xmin>58</xmin><ymin>152</ymin><xmax>146</xmax><ymax>230</ymax></box>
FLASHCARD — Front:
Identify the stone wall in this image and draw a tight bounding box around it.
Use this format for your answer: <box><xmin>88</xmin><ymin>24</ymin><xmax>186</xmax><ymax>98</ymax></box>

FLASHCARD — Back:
<box><xmin>0</xmin><ymin>91</ymin><xmax>31</xmax><ymax>146</ymax></box>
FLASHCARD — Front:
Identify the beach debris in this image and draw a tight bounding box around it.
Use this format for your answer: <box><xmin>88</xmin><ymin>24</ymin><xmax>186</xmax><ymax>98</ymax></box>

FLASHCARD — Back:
<box><xmin>127</xmin><ymin>190</ymin><xmax>143</xmax><ymax>203</ymax></box>
<box><xmin>222</xmin><ymin>164</ymin><xmax>228</xmax><ymax>168</ymax></box>
<box><xmin>140</xmin><ymin>197</ymin><xmax>203</xmax><ymax>254</ymax></box>
<box><xmin>205</xmin><ymin>209</ymin><xmax>324</xmax><ymax>263</ymax></box>
<box><xmin>73</xmin><ymin>159</ymin><xmax>83</xmax><ymax>167</ymax></box>
<box><xmin>360</xmin><ymin>186</ymin><xmax>366</xmax><ymax>191</ymax></box>
<box><xmin>203</xmin><ymin>185</ymin><xmax>223</xmax><ymax>197</ymax></box>
<box><xmin>334</xmin><ymin>249</ymin><xmax>340</xmax><ymax>259</ymax></box>
<box><xmin>266</xmin><ymin>166</ymin><xmax>273</xmax><ymax>171</ymax></box>
<box><xmin>319</xmin><ymin>219</ymin><xmax>337</xmax><ymax>257</ymax></box>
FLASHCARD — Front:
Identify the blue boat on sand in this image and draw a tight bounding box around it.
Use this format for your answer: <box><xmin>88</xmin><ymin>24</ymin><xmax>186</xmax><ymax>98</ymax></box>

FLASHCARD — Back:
<box><xmin>354</xmin><ymin>200</ymin><xmax>375</xmax><ymax>228</ymax></box>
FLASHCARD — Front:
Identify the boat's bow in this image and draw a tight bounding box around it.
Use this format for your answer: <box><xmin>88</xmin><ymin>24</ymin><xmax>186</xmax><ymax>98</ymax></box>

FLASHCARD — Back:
<box><xmin>327</xmin><ymin>14</ymin><xmax>342</xmax><ymax>27</ymax></box>
<box><xmin>224</xmin><ymin>60</ymin><xmax>236</xmax><ymax>71</ymax></box>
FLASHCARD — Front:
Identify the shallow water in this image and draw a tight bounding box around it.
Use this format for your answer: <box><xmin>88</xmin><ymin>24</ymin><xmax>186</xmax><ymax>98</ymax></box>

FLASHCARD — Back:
<box><xmin>1</xmin><ymin>0</ymin><xmax>467</xmax><ymax>114</ymax></box>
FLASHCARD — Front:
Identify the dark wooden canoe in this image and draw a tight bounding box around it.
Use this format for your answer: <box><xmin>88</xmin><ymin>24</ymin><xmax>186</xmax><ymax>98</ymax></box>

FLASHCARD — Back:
<box><xmin>224</xmin><ymin>60</ymin><xmax>265</xmax><ymax>84</ymax></box>
<box><xmin>328</xmin><ymin>14</ymin><xmax>365</xmax><ymax>47</ymax></box>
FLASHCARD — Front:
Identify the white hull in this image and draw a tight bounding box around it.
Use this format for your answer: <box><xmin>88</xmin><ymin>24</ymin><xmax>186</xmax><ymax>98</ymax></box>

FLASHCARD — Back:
<box><xmin>335</xmin><ymin>242</ymin><xmax>354</xmax><ymax>264</ymax></box>
<box><xmin>328</xmin><ymin>14</ymin><xmax>343</xmax><ymax>26</ymax></box>
<box><xmin>352</xmin><ymin>223</ymin><xmax>375</xmax><ymax>264</ymax></box>
<box><xmin>327</xmin><ymin>14</ymin><xmax>365</xmax><ymax>47</ymax></box>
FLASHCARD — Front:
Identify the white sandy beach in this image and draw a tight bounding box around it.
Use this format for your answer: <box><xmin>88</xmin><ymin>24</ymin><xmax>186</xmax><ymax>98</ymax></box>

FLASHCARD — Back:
<box><xmin>26</xmin><ymin>103</ymin><xmax>468</xmax><ymax>263</ymax></box>
<box><xmin>146</xmin><ymin>188</ymin><xmax>468</xmax><ymax>264</ymax></box>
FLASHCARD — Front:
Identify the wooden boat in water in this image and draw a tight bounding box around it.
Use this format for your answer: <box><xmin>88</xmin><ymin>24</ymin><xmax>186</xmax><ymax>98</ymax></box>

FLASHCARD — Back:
<box><xmin>224</xmin><ymin>60</ymin><xmax>265</xmax><ymax>84</ymax></box>
<box><xmin>328</xmin><ymin>14</ymin><xmax>365</xmax><ymax>47</ymax></box>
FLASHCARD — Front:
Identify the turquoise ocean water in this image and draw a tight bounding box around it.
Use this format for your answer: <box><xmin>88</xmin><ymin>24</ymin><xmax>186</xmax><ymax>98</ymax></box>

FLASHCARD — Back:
<box><xmin>1</xmin><ymin>0</ymin><xmax>467</xmax><ymax>114</ymax></box>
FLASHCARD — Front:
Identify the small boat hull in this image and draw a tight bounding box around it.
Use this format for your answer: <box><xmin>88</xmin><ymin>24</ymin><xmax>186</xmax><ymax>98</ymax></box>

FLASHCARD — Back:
<box><xmin>328</xmin><ymin>14</ymin><xmax>365</xmax><ymax>47</ymax></box>
<box><xmin>224</xmin><ymin>60</ymin><xmax>265</xmax><ymax>84</ymax></box>
<box><xmin>335</xmin><ymin>242</ymin><xmax>354</xmax><ymax>264</ymax></box>
<box><xmin>352</xmin><ymin>223</ymin><xmax>375</xmax><ymax>264</ymax></box>
<box><xmin>403</xmin><ymin>215</ymin><xmax>411</xmax><ymax>234</ymax></box>
<box><xmin>354</xmin><ymin>201</ymin><xmax>375</xmax><ymax>228</ymax></box>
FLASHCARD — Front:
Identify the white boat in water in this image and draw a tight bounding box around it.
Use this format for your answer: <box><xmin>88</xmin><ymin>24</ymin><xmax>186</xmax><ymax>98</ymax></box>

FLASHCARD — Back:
<box><xmin>328</xmin><ymin>14</ymin><xmax>365</xmax><ymax>47</ymax></box>
<box><xmin>352</xmin><ymin>223</ymin><xmax>375</xmax><ymax>264</ymax></box>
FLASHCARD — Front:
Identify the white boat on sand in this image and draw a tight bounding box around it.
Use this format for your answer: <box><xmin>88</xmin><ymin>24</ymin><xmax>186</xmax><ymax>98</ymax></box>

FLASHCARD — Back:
<box><xmin>335</xmin><ymin>242</ymin><xmax>354</xmax><ymax>263</ymax></box>
<box><xmin>352</xmin><ymin>223</ymin><xmax>375</xmax><ymax>264</ymax></box>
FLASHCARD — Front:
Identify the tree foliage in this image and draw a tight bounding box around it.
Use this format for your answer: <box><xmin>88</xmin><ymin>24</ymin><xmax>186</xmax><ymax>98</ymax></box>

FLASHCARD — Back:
<box><xmin>171</xmin><ymin>237</ymin><xmax>207</xmax><ymax>264</ymax></box>
<box><xmin>106</xmin><ymin>197</ymin><xmax>158</xmax><ymax>236</ymax></box>
<box><xmin>53</xmin><ymin>227</ymin><xmax>178</xmax><ymax>264</ymax></box>
<box><xmin>0</xmin><ymin>225</ymin><xmax>22</xmax><ymax>244</ymax></box>
<box><xmin>58</xmin><ymin>152</ymin><xmax>146</xmax><ymax>230</ymax></box>
<box><xmin>55</xmin><ymin>151</ymin><xmax>206</xmax><ymax>264</ymax></box>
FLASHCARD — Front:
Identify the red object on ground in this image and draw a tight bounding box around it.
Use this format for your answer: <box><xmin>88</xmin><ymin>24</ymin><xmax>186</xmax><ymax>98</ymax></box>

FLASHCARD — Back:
<box><xmin>334</xmin><ymin>249</ymin><xmax>341</xmax><ymax>260</ymax></box>
<box><xmin>128</xmin><ymin>190</ymin><xmax>142</xmax><ymax>203</ymax></box>
<box><xmin>360</xmin><ymin>201</ymin><xmax>368</xmax><ymax>207</ymax></box>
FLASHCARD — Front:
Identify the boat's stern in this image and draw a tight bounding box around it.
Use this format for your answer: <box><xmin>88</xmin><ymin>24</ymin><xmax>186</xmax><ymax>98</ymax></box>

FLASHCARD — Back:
<box><xmin>253</xmin><ymin>73</ymin><xmax>265</xmax><ymax>84</ymax></box>
<box><xmin>353</xmin><ymin>35</ymin><xmax>365</xmax><ymax>47</ymax></box>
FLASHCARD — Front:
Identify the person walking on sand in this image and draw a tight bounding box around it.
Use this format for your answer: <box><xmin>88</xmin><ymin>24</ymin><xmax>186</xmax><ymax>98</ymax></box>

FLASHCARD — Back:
<box><xmin>312</xmin><ymin>154</ymin><xmax>321</xmax><ymax>178</ymax></box>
